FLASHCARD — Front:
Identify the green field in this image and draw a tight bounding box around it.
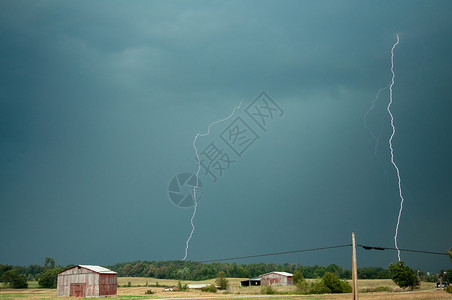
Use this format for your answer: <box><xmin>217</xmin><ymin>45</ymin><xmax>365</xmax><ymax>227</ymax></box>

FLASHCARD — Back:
<box><xmin>116</xmin><ymin>276</ymin><xmax>247</xmax><ymax>287</ymax></box>
<box><xmin>0</xmin><ymin>278</ymin><xmax>449</xmax><ymax>300</ymax></box>
<box><xmin>116</xmin><ymin>277</ymin><xmax>439</xmax><ymax>291</ymax></box>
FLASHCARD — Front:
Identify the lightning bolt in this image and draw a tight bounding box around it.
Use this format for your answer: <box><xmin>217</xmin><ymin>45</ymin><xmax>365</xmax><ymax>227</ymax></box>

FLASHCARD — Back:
<box><xmin>182</xmin><ymin>102</ymin><xmax>242</xmax><ymax>261</ymax></box>
<box><xmin>364</xmin><ymin>83</ymin><xmax>390</xmax><ymax>155</ymax></box>
<box><xmin>387</xmin><ymin>34</ymin><xmax>404</xmax><ymax>261</ymax></box>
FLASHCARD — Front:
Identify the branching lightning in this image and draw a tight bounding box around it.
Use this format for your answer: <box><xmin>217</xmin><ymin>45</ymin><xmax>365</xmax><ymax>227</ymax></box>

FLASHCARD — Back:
<box><xmin>387</xmin><ymin>34</ymin><xmax>404</xmax><ymax>261</ymax></box>
<box><xmin>182</xmin><ymin>102</ymin><xmax>242</xmax><ymax>261</ymax></box>
<box><xmin>364</xmin><ymin>83</ymin><xmax>390</xmax><ymax>155</ymax></box>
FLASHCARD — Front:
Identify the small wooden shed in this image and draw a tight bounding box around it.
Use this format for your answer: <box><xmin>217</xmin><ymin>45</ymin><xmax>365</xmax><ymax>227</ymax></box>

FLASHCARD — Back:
<box><xmin>240</xmin><ymin>277</ymin><xmax>261</xmax><ymax>287</ymax></box>
<box><xmin>260</xmin><ymin>271</ymin><xmax>293</xmax><ymax>286</ymax></box>
<box><xmin>57</xmin><ymin>265</ymin><xmax>117</xmax><ymax>297</ymax></box>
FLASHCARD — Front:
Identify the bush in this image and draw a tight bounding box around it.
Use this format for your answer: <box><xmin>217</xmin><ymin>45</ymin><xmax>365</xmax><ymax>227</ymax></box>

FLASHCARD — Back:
<box><xmin>201</xmin><ymin>284</ymin><xmax>217</xmax><ymax>293</ymax></box>
<box><xmin>445</xmin><ymin>285</ymin><xmax>452</xmax><ymax>293</ymax></box>
<box><xmin>260</xmin><ymin>285</ymin><xmax>275</xmax><ymax>294</ymax></box>
<box><xmin>302</xmin><ymin>274</ymin><xmax>351</xmax><ymax>295</ymax></box>
<box><xmin>177</xmin><ymin>281</ymin><xmax>188</xmax><ymax>291</ymax></box>
<box><xmin>215</xmin><ymin>271</ymin><xmax>229</xmax><ymax>290</ymax></box>
<box><xmin>38</xmin><ymin>268</ymin><xmax>61</xmax><ymax>288</ymax></box>
<box><xmin>293</xmin><ymin>270</ymin><xmax>304</xmax><ymax>285</ymax></box>
<box><xmin>308</xmin><ymin>279</ymin><xmax>331</xmax><ymax>294</ymax></box>
<box><xmin>322</xmin><ymin>272</ymin><xmax>352</xmax><ymax>293</ymax></box>
<box><xmin>322</xmin><ymin>272</ymin><xmax>341</xmax><ymax>293</ymax></box>
<box><xmin>295</xmin><ymin>279</ymin><xmax>309</xmax><ymax>294</ymax></box>
<box><xmin>145</xmin><ymin>289</ymin><xmax>154</xmax><ymax>294</ymax></box>
<box><xmin>0</xmin><ymin>270</ymin><xmax>28</xmax><ymax>289</ymax></box>
<box><xmin>339</xmin><ymin>280</ymin><xmax>352</xmax><ymax>293</ymax></box>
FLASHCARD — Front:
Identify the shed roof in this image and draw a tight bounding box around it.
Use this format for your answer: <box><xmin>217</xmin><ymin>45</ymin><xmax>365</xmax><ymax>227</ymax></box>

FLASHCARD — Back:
<box><xmin>240</xmin><ymin>278</ymin><xmax>261</xmax><ymax>282</ymax></box>
<box><xmin>59</xmin><ymin>265</ymin><xmax>117</xmax><ymax>275</ymax></box>
<box><xmin>79</xmin><ymin>265</ymin><xmax>117</xmax><ymax>274</ymax></box>
<box><xmin>260</xmin><ymin>271</ymin><xmax>293</xmax><ymax>277</ymax></box>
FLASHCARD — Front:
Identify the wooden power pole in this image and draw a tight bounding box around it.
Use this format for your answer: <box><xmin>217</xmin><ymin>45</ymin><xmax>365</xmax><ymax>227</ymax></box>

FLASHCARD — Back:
<box><xmin>352</xmin><ymin>232</ymin><xmax>358</xmax><ymax>300</ymax></box>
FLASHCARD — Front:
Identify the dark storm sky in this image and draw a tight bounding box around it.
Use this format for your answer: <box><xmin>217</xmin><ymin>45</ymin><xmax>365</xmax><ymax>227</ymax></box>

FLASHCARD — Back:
<box><xmin>1</xmin><ymin>1</ymin><xmax>451</xmax><ymax>272</ymax></box>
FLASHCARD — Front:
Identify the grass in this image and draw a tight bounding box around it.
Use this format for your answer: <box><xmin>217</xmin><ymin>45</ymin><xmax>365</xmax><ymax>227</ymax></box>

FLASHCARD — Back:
<box><xmin>0</xmin><ymin>278</ymin><xmax>449</xmax><ymax>299</ymax></box>
<box><xmin>116</xmin><ymin>276</ymin><xmax>248</xmax><ymax>287</ymax></box>
<box><xmin>25</xmin><ymin>281</ymin><xmax>40</xmax><ymax>289</ymax></box>
<box><xmin>0</xmin><ymin>289</ymin><xmax>56</xmax><ymax>300</ymax></box>
<box><xmin>352</xmin><ymin>278</ymin><xmax>439</xmax><ymax>292</ymax></box>
<box><xmin>1</xmin><ymin>289</ymin><xmax>451</xmax><ymax>300</ymax></box>
<box><xmin>360</xmin><ymin>286</ymin><xmax>391</xmax><ymax>293</ymax></box>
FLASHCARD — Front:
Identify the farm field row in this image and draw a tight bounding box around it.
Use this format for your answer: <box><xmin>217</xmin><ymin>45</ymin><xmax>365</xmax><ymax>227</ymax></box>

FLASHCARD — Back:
<box><xmin>115</xmin><ymin>277</ymin><xmax>440</xmax><ymax>291</ymax></box>
<box><xmin>0</xmin><ymin>278</ymin><xmax>448</xmax><ymax>299</ymax></box>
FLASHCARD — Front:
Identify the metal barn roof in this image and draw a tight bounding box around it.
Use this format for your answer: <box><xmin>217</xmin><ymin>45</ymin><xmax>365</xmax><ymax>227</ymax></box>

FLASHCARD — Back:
<box><xmin>58</xmin><ymin>265</ymin><xmax>117</xmax><ymax>275</ymax></box>
<box><xmin>260</xmin><ymin>271</ymin><xmax>293</xmax><ymax>277</ymax></box>
<box><xmin>78</xmin><ymin>265</ymin><xmax>117</xmax><ymax>274</ymax></box>
<box><xmin>240</xmin><ymin>278</ymin><xmax>261</xmax><ymax>282</ymax></box>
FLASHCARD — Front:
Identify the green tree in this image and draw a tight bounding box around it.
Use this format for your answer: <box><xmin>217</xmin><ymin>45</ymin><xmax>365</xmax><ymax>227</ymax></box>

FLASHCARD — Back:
<box><xmin>0</xmin><ymin>264</ymin><xmax>13</xmax><ymax>278</ymax></box>
<box><xmin>388</xmin><ymin>261</ymin><xmax>419</xmax><ymax>290</ymax></box>
<box><xmin>38</xmin><ymin>268</ymin><xmax>61</xmax><ymax>288</ymax></box>
<box><xmin>293</xmin><ymin>270</ymin><xmax>304</xmax><ymax>284</ymax></box>
<box><xmin>322</xmin><ymin>272</ymin><xmax>342</xmax><ymax>293</ymax></box>
<box><xmin>445</xmin><ymin>269</ymin><xmax>452</xmax><ymax>283</ymax></box>
<box><xmin>121</xmin><ymin>264</ymin><xmax>133</xmax><ymax>277</ymax></box>
<box><xmin>308</xmin><ymin>278</ymin><xmax>331</xmax><ymax>294</ymax></box>
<box><xmin>145</xmin><ymin>265</ymin><xmax>156</xmax><ymax>277</ymax></box>
<box><xmin>341</xmin><ymin>269</ymin><xmax>352</xmax><ymax>279</ymax></box>
<box><xmin>215</xmin><ymin>271</ymin><xmax>228</xmax><ymax>290</ymax></box>
<box><xmin>448</xmin><ymin>247</ymin><xmax>452</xmax><ymax>262</ymax></box>
<box><xmin>131</xmin><ymin>262</ymin><xmax>146</xmax><ymax>277</ymax></box>
<box><xmin>26</xmin><ymin>264</ymin><xmax>45</xmax><ymax>279</ymax></box>
<box><xmin>176</xmin><ymin>267</ymin><xmax>190</xmax><ymax>280</ymax></box>
<box><xmin>0</xmin><ymin>270</ymin><xmax>28</xmax><ymax>288</ymax></box>
<box><xmin>322</xmin><ymin>272</ymin><xmax>352</xmax><ymax>293</ymax></box>
<box><xmin>44</xmin><ymin>257</ymin><xmax>55</xmax><ymax>269</ymax></box>
<box><xmin>293</xmin><ymin>270</ymin><xmax>309</xmax><ymax>294</ymax></box>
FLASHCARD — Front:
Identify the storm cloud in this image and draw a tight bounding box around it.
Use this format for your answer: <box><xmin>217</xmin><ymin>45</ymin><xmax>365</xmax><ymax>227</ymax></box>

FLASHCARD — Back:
<box><xmin>1</xmin><ymin>0</ymin><xmax>451</xmax><ymax>272</ymax></box>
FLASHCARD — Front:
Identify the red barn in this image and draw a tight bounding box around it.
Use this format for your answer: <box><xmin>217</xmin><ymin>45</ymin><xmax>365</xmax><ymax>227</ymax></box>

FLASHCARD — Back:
<box><xmin>260</xmin><ymin>271</ymin><xmax>293</xmax><ymax>286</ymax></box>
<box><xmin>57</xmin><ymin>265</ymin><xmax>117</xmax><ymax>297</ymax></box>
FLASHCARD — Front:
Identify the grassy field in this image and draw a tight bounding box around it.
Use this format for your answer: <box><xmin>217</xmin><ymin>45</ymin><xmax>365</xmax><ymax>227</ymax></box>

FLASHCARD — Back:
<box><xmin>116</xmin><ymin>277</ymin><xmax>248</xmax><ymax>288</ymax></box>
<box><xmin>0</xmin><ymin>278</ymin><xmax>450</xmax><ymax>299</ymax></box>
<box><xmin>115</xmin><ymin>277</ymin><xmax>440</xmax><ymax>292</ymax></box>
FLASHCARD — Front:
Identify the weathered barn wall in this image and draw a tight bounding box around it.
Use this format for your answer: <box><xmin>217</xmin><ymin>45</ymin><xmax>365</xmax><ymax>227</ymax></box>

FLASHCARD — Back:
<box><xmin>260</xmin><ymin>272</ymin><xmax>293</xmax><ymax>286</ymax></box>
<box><xmin>98</xmin><ymin>274</ymin><xmax>117</xmax><ymax>296</ymax></box>
<box><xmin>57</xmin><ymin>265</ymin><xmax>117</xmax><ymax>297</ymax></box>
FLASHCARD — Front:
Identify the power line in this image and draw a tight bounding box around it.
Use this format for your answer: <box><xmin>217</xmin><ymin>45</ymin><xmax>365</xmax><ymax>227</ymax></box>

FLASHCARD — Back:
<box><xmin>198</xmin><ymin>244</ymin><xmax>353</xmax><ymax>263</ymax></box>
<box><xmin>357</xmin><ymin>244</ymin><xmax>449</xmax><ymax>256</ymax></box>
<box><xmin>2</xmin><ymin>243</ymin><xmax>448</xmax><ymax>283</ymax></box>
<box><xmin>199</xmin><ymin>243</ymin><xmax>449</xmax><ymax>263</ymax></box>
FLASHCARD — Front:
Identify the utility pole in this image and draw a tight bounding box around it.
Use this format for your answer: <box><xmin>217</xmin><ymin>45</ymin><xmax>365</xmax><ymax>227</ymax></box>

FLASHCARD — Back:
<box><xmin>352</xmin><ymin>232</ymin><xmax>358</xmax><ymax>300</ymax></box>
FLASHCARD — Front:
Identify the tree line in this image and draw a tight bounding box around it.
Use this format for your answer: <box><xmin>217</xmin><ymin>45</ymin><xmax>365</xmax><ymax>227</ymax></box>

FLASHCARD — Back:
<box><xmin>107</xmin><ymin>260</ymin><xmax>354</xmax><ymax>280</ymax></box>
<box><xmin>105</xmin><ymin>260</ymin><xmax>441</xmax><ymax>282</ymax></box>
<box><xmin>2</xmin><ymin>258</ymin><xmax>448</xmax><ymax>289</ymax></box>
<box><xmin>0</xmin><ymin>258</ymin><xmax>70</xmax><ymax>288</ymax></box>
